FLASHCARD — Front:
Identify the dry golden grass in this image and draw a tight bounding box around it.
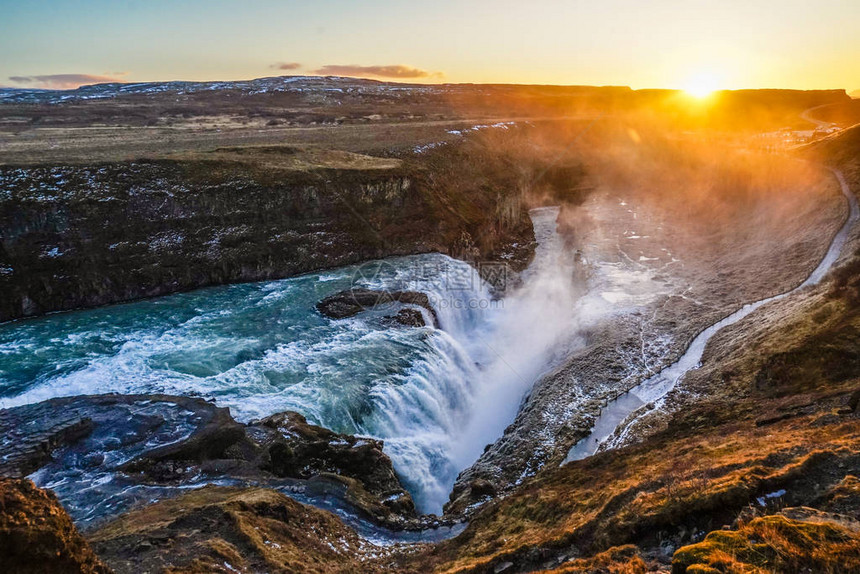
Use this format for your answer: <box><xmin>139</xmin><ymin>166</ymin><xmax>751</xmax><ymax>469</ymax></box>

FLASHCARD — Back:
<box><xmin>673</xmin><ymin>513</ymin><xmax>860</xmax><ymax>573</ymax></box>
<box><xmin>537</xmin><ymin>545</ymin><xmax>649</xmax><ymax>573</ymax></box>
<box><xmin>90</xmin><ymin>486</ymin><xmax>389</xmax><ymax>574</ymax></box>
<box><xmin>413</xmin><ymin>416</ymin><xmax>859</xmax><ymax>573</ymax></box>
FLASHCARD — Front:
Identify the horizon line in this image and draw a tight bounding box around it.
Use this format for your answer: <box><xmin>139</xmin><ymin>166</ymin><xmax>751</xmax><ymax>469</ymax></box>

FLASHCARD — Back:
<box><xmin>1</xmin><ymin>74</ymin><xmax>855</xmax><ymax>95</ymax></box>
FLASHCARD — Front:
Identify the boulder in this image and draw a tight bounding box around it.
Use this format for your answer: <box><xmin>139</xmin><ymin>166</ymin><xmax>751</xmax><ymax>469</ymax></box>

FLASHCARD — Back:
<box><xmin>0</xmin><ymin>478</ymin><xmax>111</xmax><ymax>574</ymax></box>
<box><xmin>316</xmin><ymin>288</ymin><xmax>439</xmax><ymax>327</ymax></box>
<box><xmin>252</xmin><ymin>411</ymin><xmax>416</xmax><ymax>518</ymax></box>
<box><xmin>383</xmin><ymin>307</ymin><xmax>427</xmax><ymax>327</ymax></box>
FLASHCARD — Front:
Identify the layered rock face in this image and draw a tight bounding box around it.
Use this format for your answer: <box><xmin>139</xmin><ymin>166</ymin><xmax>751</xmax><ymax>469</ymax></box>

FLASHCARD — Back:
<box><xmin>0</xmin><ymin>152</ymin><xmax>410</xmax><ymax>322</ymax></box>
<box><xmin>0</xmin><ymin>146</ymin><xmax>534</xmax><ymax>322</ymax></box>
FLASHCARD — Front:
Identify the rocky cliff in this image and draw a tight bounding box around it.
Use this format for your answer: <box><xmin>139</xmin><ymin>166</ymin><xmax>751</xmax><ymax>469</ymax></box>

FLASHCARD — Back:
<box><xmin>399</xmin><ymin>126</ymin><xmax>860</xmax><ymax>573</ymax></box>
<box><xmin>0</xmin><ymin>145</ymin><xmax>535</xmax><ymax>322</ymax></box>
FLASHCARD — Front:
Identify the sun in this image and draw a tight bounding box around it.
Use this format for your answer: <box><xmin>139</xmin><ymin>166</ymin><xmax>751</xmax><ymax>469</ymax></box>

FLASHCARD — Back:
<box><xmin>683</xmin><ymin>72</ymin><xmax>721</xmax><ymax>99</ymax></box>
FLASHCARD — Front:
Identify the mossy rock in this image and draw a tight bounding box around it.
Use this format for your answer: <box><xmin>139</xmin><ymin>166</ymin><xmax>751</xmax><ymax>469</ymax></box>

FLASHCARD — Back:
<box><xmin>672</xmin><ymin>513</ymin><xmax>860</xmax><ymax>573</ymax></box>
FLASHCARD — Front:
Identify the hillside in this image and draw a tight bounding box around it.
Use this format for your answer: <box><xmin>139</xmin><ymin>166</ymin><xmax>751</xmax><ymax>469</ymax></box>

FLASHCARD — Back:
<box><xmin>398</xmin><ymin>124</ymin><xmax>860</xmax><ymax>573</ymax></box>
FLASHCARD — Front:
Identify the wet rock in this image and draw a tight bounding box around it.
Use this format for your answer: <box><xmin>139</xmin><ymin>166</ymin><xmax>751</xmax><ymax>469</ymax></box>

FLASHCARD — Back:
<box><xmin>0</xmin><ymin>478</ymin><xmax>111</xmax><ymax>574</ymax></box>
<box><xmin>0</xmin><ymin>413</ymin><xmax>94</xmax><ymax>478</ymax></box>
<box><xmin>0</xmin><ymin>395</ymin><xmax>419</xmax><ymax>530</ymax></box>
<box><xmin>81</xmin><ymin>453</ymin><xmax>105</xmax><ymax>469</ymax></box>
<box><xmin>252</xmin><ymin>411</ymin><xmax>416</xmax><ymax>518</ymax></box>
<box><xmin>383</xmin><ymin>307</ymin><xmax>427</xmax><ymax>327</ymax></box>
<box><xmin>316</xmin><ymin>288</ymin><xmax>439</xmax><ymax>327</ymax></box>
<box><xmin>120</xmin><ymin>401</ymin><xmax>247</xmax><ymax>472</ymax></box>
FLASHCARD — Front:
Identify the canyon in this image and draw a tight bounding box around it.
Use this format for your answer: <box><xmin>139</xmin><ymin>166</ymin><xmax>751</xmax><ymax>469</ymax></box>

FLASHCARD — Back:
<box><xmin>1</xmin><ymin>78</ymin><xmax>859</xmax><ymax>573</ymax></box>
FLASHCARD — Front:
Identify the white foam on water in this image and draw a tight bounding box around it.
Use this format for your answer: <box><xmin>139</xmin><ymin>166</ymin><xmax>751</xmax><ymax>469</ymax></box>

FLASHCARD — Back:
<box><xmin>0</xmin><ymin>208</ymin><xmax>592</xmax><ymax>514</ymax></box>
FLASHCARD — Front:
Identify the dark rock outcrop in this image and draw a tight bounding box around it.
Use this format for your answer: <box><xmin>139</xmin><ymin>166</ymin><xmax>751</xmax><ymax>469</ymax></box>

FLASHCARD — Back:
<box><xmin>0</xmin><ymin>144</ymin><xmax>535</xmax><ymax>322</ymax></box>
<box><xmin>0</xmin><ymin>478</ymin><xmax>111</xmax><ymax>574</ymax></box>
<box><xmin>316</xmin><ymin>288</ymin><xmax>439</xmax><ymax>327</ymax></box>
<box><xmin>0</xmin><ymin>395</ymin><xmax>418</xmax><ymax>530</ymax></box>
<box><xmin>384</xmin><ymin>308</ymin><xmax>427</xmax><ymax>327</ymax></box>
<box><xmin>255</xmin><ymin>411</ymin><xmax>415</xmax><ymax>517</ymax></box>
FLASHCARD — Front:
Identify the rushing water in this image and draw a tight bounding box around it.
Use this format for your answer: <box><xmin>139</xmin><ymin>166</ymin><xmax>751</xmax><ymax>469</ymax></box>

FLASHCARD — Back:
<box><xmin>564</xmin><ymin>167</ymin><xmax>860</xmax><ymax>462</ymax></box>
<box><xmin>0</xmin><ymin>207</ymin><xmax>580</xmax><ymax>515</ymax></box>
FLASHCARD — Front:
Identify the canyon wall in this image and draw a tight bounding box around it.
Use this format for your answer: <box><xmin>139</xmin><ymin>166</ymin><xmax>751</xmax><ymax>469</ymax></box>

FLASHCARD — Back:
<box><xmin>0</xmin><ymin>148</ymin><xmax>534</xmax><ymax>322</ymax></box>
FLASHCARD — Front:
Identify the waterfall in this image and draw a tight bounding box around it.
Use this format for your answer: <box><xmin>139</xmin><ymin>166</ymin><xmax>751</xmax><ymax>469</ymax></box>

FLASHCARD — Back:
<box><xmin>0</xmin><ymin>207</ymin><xmax>582</xmax><ymax>516</ymax></box>
<box><xmin>356</xmin><ymin>206</ymin><xmax>584</xmax><ymax>513</ymax></box>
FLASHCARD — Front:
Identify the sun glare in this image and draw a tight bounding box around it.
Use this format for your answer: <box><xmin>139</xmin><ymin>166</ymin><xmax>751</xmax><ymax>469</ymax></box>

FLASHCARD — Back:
<box><xmin>683</xmin><ymin>72</ymin><xmax>721</xmax><ymax>98</ymax></box>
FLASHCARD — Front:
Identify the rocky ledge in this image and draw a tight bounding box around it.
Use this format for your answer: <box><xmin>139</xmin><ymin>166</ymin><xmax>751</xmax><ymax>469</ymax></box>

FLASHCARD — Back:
<box><xmin>316</xmin><ymin>288</ymin><xmax>439</xmax><ymax>327</ymax></box>
<box><xmin>87</xmin><ymin>485</ymin><xmax>386</xmax><ymax>574</ymax></box>
<box><xmin>1</xmin><ymin>477</ymin><xmax>392</xmax><ymax>574</ymax></box>
<box><xmin>0</xmin><ymin>394</ymin><xmax>429</xmax><ymax>531</ymax></box>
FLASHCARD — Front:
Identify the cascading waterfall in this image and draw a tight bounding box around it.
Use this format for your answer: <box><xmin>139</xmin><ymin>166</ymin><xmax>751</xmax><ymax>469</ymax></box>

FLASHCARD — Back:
<box><xmin>448</xmin><ymin>207</ymin><xmax>585</xmax><ymax>470</ymax></box>
<box><xmin>0</xmin><ymin>207</ymin><xmax>583</xmax><ymax>515</ymax></box>
<box><xmin>362</xmin><ymin>206</ymin><xmax>585</xmax><ymax>511</ymax></box>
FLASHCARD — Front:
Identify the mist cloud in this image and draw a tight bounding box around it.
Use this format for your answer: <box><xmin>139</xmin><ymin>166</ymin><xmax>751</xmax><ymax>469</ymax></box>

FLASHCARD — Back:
<box><xmin>271</xmin><ymin>62</ymin><xmax>302</xmax><ymax>71</ymax></box>
<box><xmin>8</xmin><ymin>74</ymin><xmax>126</xmax><ymax>90</ymax></box>
<box><xmin>312</xmin><ymin>64</ymin><xmax>438</xmax><ymax>80</ymax></box>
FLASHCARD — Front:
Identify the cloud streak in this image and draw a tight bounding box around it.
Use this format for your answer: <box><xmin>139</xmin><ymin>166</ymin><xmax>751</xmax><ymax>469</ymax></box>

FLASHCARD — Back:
<box><xmin>312</xmin><ymin>64</ymin><xmax>438</xmax><ymax>80</ymax></box>
<box><xmin>8</xmin><ymin>74</ymin><xmax>126</xmax><ymax>90</ymax></box>
<box><xmin>271</xmin><ymin>62</ymin><xmax>302</xmax><ymax>71</ymax></box>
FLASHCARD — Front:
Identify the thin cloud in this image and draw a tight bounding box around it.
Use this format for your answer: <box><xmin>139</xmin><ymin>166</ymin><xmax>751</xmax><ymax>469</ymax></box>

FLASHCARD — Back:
<box><xmin>8</xmin><ymin>74</ymin><xmax>126</xmax><ymax>90</ymax></box>
<box><xmin>271</xmin><ymin>62</ymin><xmax>303</xmax><ymax>71</ymax></box>
<box><xmin>312</xmin><ymin>64</ymin><xmax>439</xmax><ymax>80</ymax></box>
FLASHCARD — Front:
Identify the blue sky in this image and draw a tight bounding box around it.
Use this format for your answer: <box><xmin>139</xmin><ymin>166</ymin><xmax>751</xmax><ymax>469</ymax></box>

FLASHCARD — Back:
<box><xmin>1</xmin><ymin>0</ymin><xmax>859</xmax><ymax>90</ymax></box>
